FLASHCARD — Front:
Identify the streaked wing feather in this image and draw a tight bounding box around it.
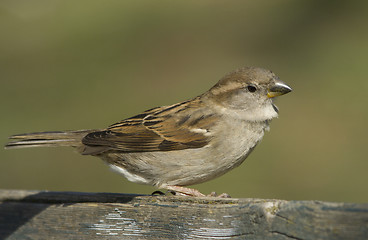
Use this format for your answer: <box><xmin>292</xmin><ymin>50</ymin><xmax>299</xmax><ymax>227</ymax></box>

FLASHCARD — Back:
<box><xmin>82</xmin><ymin>97</ymin><xmax>216</xmax><ymax>153</ymax></box>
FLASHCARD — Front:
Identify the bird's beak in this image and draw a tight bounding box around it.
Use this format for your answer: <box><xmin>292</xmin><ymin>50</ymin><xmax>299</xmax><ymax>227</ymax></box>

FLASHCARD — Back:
<box><xmin>267</xmin><ymin>80</ymin><xmax>292</xmax><ymax>98</ymax></box>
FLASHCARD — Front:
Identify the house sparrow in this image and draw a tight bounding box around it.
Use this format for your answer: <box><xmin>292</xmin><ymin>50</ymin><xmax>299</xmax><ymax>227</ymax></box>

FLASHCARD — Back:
<box><xmin>5</xmin><ymin>67</ymin><xmax>292</xmax><ymax>197</ymax></box>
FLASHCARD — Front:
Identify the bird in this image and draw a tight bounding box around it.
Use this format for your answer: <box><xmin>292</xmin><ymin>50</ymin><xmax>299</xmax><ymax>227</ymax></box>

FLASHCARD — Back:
<box><xmin>5</xmin><ymin>67</ymin><xmax>292</xmax><ymax>197</ymax></box>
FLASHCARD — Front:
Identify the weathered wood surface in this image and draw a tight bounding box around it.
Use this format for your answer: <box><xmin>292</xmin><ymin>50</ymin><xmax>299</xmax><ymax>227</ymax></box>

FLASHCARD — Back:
<box><xmin>0</xmin><ymin>190</ymin><xmax>367</xmax><ymax>240</ymax></box>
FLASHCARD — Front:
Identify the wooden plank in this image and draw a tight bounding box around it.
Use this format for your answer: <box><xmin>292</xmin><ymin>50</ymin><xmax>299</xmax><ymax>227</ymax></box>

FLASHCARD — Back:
<box><xmin>0</xmin><ymin>189</ymin><xmax>367</xmax><ymax>239</ymax></box>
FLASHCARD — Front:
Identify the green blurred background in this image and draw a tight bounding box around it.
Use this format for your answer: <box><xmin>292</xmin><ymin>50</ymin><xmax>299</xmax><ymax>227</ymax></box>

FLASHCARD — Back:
<box><xmin>1</xmin><ymin>0</ymin><xmax>367</xmax><ymax>203</ymax></box>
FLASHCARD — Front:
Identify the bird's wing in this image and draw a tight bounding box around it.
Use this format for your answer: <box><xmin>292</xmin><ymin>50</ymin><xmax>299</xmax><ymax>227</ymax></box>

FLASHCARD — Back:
<box><xmin>81</xmin><ymin>98</ymin><xmax>216</xmax><ymax>154</ymax></box>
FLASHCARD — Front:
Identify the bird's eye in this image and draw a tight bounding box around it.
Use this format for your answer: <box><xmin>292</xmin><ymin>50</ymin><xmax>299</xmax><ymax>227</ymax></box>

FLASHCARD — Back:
<box><xmin>247</xmin><ymin>85</ymin><xmax>257</xmax><ymax>93</ymax></box>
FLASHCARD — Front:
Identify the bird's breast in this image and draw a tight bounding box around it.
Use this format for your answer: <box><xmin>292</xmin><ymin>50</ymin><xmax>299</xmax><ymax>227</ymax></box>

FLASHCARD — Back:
<box><xmin>208</xmin><ymin>119</ymin><xmax>269</xmax><ymax>170</ymax></box>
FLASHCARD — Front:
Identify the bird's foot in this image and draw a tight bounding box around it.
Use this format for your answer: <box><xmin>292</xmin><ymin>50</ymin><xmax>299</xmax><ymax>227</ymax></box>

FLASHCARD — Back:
<box><xmin>208</xmin><ymin>192</ymin><xmax>231</xmax><ymax>198</ymax></box>
<box><xmin>164</xmin><ymin>186</ymin><xmax>231</xmax><ymax>198</ymax></box>
<box><xmin>165</xmin><ymin>186</ymin><xmax>205</xmax><ymax>197</ymax></box>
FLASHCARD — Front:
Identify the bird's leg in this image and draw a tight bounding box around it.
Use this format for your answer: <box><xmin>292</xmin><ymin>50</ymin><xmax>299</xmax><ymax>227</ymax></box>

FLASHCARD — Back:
<box><xmin>164</xmin><ymin>186</ymin><xmax>205</xmax><ymax>197</ymax></box>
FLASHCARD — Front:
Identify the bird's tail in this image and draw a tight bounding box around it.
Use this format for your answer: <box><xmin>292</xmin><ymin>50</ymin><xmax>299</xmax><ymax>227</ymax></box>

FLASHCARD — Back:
<box><xmin>5</xmin><ymin>130</ymin><xmax>93</xmax><ymax>149</ymax></box>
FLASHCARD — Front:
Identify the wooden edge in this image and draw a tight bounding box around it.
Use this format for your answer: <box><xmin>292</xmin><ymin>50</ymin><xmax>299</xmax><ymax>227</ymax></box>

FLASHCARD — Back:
<box><xmin>1</xmin><ymin>189</ymin><xmax>367</xmax><ymax>207</ymax></box>
<box><xmin>0</xmin><ymin>189</ymin><xmax>144</xmax><ymax>204</ymax></box>
<box><xmin>0</xmin><ymin>189</ymin><xmax>270</xmax><ymax>205</ymax></box>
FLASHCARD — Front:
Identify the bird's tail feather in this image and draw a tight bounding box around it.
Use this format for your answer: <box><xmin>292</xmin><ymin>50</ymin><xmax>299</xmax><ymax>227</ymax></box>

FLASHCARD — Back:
<box><xmin>5</xmin><ymin>130</ymin><xmax>93</xmax><ymax>149</ymax></box>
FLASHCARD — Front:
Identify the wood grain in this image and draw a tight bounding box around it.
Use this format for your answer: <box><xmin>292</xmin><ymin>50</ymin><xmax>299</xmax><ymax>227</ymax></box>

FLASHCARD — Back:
<box><xmin>0</xmin><ymin>189</ymin><xmax>367</xmax><ymax>239</ymax></box>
